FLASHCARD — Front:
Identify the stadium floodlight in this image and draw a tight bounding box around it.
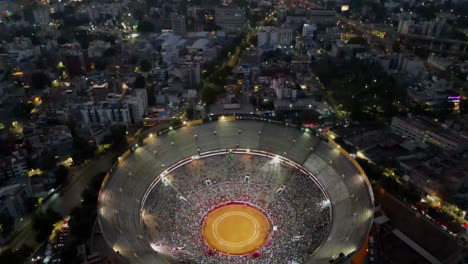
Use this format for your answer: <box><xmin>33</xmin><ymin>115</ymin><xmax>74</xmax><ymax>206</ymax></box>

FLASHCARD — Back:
<box><xmin>319</xmin><ymin>199</ymin><xmax>331</xmax><ymax>209</ymax></box>
<box><xmin>273</xmin><ymin>155</ymin><xmax>280</xmax><ymax>163</ymax></box>
<box><xmin>150</xmin><ymin>243</ymin><xmax>162</xmax><ymax>253</ymax></box>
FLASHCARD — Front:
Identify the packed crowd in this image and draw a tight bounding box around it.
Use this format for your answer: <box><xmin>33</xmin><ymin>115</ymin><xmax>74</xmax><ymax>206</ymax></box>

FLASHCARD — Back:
<box><xmin>141</xmin><ymin>154</ymin><xmax>331</xmax><ymax>263</ymax></box>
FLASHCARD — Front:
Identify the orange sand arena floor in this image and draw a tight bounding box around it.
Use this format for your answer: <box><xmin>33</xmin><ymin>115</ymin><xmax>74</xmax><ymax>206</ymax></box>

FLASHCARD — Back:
<box><xmin>202</xmin><ymin>203</ymin><xmax>272</xmax><ymax>255</ymax></box>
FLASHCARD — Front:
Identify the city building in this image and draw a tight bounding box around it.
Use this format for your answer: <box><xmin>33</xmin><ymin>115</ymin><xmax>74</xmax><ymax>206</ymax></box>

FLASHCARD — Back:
<box><xmin>391</xmin><ymin>116</ymin><xmax>468</xmax><ymax>153</ymax></box>
<box><xmin>80</xmin><ymin>89</ymin><xmax>148</xmax><ymax>126</ymax></box>
<box><xmin>422</xmin><ymin>17</ymin><xmax>446</xmax><ymax>37</ymax></box>
<box><xmin>171</xmin><ymin>13</ymin><xmax>187</xmax><ymax>36</ymax></box>
<box><xmin>215</xmin><ymin>7</ymin><xmax>245</xmax><ymax>33</ymax></box>
<box><xmin>302</xmin><ymin>24</ymin><xmax>317</xmax><ymax>47</ymax></box>
<box><xmin>0</xmin><ymin>152</ymin><xmax>28</xmax><ymax>187</ymax></box>
<box><xmin>0</xmin><ymin>184</ymin><xmax>31</xmax><ymax>244</ymax></box>
<box><xmin>258</xmin><ymin>26</ymin><xmax>293</xmax><ymax>48</ymax></box>
<box><xmin>33</xmin><ymin>6</ymin><xmax>51</xmax><ymax>25</ymax></box>
<box><xmin>307</xmin><ymin>9</ymin><xmax>336</xmax><ymax>24</ymax></box>
<box><xmin>258</xmin><ymin>27</ymin><xmax>279</xmax><ymax>48</ymax></box>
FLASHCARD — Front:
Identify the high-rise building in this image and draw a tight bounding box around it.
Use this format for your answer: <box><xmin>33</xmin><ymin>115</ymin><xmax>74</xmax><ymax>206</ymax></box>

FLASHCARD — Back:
<box><xmin>258</xmin><ymin>26</ymin><xmax>293</xmax><ymax>48</ymax></box>
<box><xmin>80</xmin><ymin>89</ymin><xmax>148</xmax><ymax>126</ymax></box>
<box><xmin>215</xmin><ymin>7</ymin><xmax>245</xmax><ymax>33</ymax></box>
<box><xmin>391</xmin><ymin>117</ymin><xmax>468</xmax><ymax>153</ymax></box>
<box><xmin>423</xmin><ymin>17</ymin><xmax>446</xmax><ymax>37</ymax></box>
<box><xmin>33</xmin><ymin>6</ymin><xmax>50</xmax><ymax>25</ymax></box>
<box><xmin>302</xmin><ymin>24</ymin><xmax>316</xmax><ymax>47</ymax></box>
<box><xmin>171</xmin><ymin>13</ymin><xmax>187</xmax><ymax>36</ymax></box>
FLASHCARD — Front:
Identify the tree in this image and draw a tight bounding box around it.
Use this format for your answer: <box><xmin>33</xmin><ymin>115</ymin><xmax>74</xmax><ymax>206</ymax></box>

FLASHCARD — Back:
<box><xmin>0</xmin><ymin>246</ymin><xmax>32</xmax><ymax>263</ymax></box>
<box><xmin>415</xmin><ymin>4</ymin><xmax>438</xmax><ymax>20</ymax></box>
<box><xmin>40</xmin><ymin>151</ymin><xmax>57</xmax><ymax>170</ymax></box>
<box><xmin>110</xmin><ymin>124</ymin><xmax>127</xmax><ymax>149</ymax></box>
<box><xmin>57</xmin><ymin>36</ymin><xmax>69</xmax><ymax>45</ymax></box>
<box><xmin>0</xmin><ymin>214</ymin><xmax>14</xmax><ymax>236</ymax></box>
<box><xmin>102</xmin><ymin>47</ymin><xmax>116</xmax><ymax>57</ymax></box>
<box><xmin>140</xmin><ymin>59</ymin><xmax>152</xmax><ymax>72</ymax></box>
<box><xmin>146</xmin><ymin>86</ymin><xmax>155</xmax><ymax>106</ymax></box>
<box><xmin>54</xmin><ymin>165</ymin><xmax>69</xmax><ymax>186</ymax></box>
<box><xmin>14</xmin><ymin>101</ymin><xmax>34</xmax><ymax>120</ymax></box>
<box><xmin>137</xmin><ymin>20</ymin><xmax>155</xmax><ymax>32</ymax></box>
<box><xmin>202</xmin><ymin>84</ymin><xmax>218</xmax><ymax>105</ymax></box>
<box><xmin>171</xmin><ymin>119</ymin><xmax>183</xmax><ymax>127</ymax></box>
<box><xmin>32</xmin><ymin>209</ymin><xmax>62</xmax><ymax>242</ymax></box>
<box><xmin>433</xmin><ymin>101</ymin><xmax>454</xmax><ymax>119</ymax></box>
<box><xmin>300</xmin><ymin>109</ymin><xmax>320</xmax><ymax>124</ymax></box>
<box><xmin>392</xmin><ymin>42</ymin><xmax>401</xmax><ymax>53</ymax></box>
<box><xmin>460</xmin><ymin>99</ymin><xmax>468</xmax><ymax>115</ymax></box>
<box><xmin>346</xmin><ymin>37</ymin><xmax>367</xmax><ymax>45</ymax></box>
<box><xmin>186</xmin><ymin>107</ymin><xmax>195</xmax><ymax>120</ymax></box>
<box><xmin>134</xmin><ymin>75</ymin><xmax>146</xmax><ymax>89</ymax></box>
<box><xmin>72</xmin><ymin>137</ymin><xmax>96</xmax><ymax>165</ymax></box>
<box><xmin>68</xmin><ymin>172</ymin><xmax>106</xmax><ymax>243</ymax></box>
<box><xmin>31</xmin><ymin>71</ymin><xmax>49</xmax><ymax>90</ymax></box>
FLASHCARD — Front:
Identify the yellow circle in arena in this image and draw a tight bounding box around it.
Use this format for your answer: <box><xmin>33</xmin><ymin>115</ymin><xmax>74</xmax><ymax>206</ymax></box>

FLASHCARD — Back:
<box><xmin>202</xmin><ymin>203</ymin><xmax>271</xmax><ymax>255</ymax></box>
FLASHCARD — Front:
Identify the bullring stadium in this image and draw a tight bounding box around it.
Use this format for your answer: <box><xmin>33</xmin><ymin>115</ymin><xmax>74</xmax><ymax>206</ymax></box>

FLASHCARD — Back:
<box><xmin>97</xmin><ymin>117</ymin><xmax>374</xmax><ymax>263</ymax></box>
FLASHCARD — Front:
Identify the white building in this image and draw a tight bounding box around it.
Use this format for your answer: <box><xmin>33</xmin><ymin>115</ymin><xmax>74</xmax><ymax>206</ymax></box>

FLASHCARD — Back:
<box><xmin>258</xmin><ymin>27</ymin><xmax>279</xmax><ymax>48</ymax></box>
<box><xmin>80</xmin><ymin>89</ymin><xmax>148</xmax><ymax>126</ymax></box>
<box><xmin>258</xmin><ymin>26</ymin><xmax>293</xmax><ymax>48</ymax></box>
<box><xmin>391</xmin><ymin>117</ymin><xmax>468</xmax><ymax>153</ymax></box>
<box><xmin>302</xmin><ymin>24</ymin><xmax>317</xmax><ymax>47</ymax></box>
<box><xmin>172</xmin><ymin>62</ymin><xmax>201</xmax><ymax>88</ymax></box>
<box><xmin>125</xmin><ymin>89</ymin><xmax>148</xmax><ymax>123</ymax></box>
<box><xmin>272</xmin><ymin>78</ymin><xmax>296</xmax><ymax>100</ymax></box>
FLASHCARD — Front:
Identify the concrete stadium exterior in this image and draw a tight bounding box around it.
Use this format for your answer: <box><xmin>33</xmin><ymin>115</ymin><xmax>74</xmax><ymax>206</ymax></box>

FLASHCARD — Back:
<box><xmin>98</xmin><ymin>118</ymin><xmax>374</xmax><ymax>263</ymax></box>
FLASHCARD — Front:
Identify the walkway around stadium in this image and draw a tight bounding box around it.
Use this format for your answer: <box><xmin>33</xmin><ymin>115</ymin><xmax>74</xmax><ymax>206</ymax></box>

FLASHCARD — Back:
<box><xmin>98</xmin><ymin>117</ymin><xmax>374</xmax><ymax>264</ymax></box>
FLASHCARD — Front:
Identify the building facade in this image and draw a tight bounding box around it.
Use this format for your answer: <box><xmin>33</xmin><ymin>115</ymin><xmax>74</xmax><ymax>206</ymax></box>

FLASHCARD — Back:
<box><xmin>171</xmin><ymin>13</ymin><xmax>187</xmax><ymax>36</ymax></box>
<box><xmin>215</xmin><ymin>7</ymin><xmax>245</xmax><ymax>33</ymax></box>
<box><xmin>391</xmin><ymin>117</ymin><xmax>468</xmax><ymax>153</ymax></box>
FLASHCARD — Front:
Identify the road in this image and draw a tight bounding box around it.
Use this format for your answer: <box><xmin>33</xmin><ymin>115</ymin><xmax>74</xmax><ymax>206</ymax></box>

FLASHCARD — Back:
<box><xmin>5</xmin><ymin>153</ymin><xmax>115</xmax><ymax>251</ymax></box>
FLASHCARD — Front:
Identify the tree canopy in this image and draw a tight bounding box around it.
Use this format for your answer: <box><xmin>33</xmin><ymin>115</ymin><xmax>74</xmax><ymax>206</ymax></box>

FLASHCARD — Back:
<box><xmin>31</xmin><ymin>71</ymin><xmax>49</xmax><ymax>90</ymax></box>
<box><xmin>137</xmin><ymin>20</ymin><xmax>156</xmax><ymax>32</ymax></box>
<box><xmin>312</xmin><ymin>58</ymin><xmax>405</xmax><ymax>122</ymax></box>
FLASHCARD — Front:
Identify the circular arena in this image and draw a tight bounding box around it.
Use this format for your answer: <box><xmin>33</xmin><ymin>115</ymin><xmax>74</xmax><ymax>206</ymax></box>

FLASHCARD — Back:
<box><xmin>98</xmin><ymin>119</ymin><xmax>374</xmax><ymax>264</ymax></box>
